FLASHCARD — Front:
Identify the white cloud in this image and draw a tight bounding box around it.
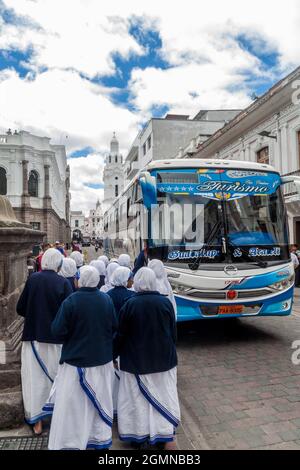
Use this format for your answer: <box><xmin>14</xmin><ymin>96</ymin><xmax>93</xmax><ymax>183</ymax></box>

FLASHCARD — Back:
<box><xmin>1</xmin><ymin>0</ymin><xmax>144</xmax><ymax>77</ymax></box>
<box><xmin>68</xmin><ymin>153</ymin><xmax>105</xmax><ymax>215</ymax></box>
<box><xmin>0</xmin><ymin>68</ymin><xmax>139</xmax><ymax>151</ymax></box>
<box><xmin>1</xmin><ymin>0</ymin><xmax>300</xmax><ymax>214</ymax></box>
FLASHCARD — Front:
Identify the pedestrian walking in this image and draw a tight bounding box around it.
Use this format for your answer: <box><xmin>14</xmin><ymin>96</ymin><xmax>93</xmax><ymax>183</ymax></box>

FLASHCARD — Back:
<box><xmin>118</xmin><ymin>254</ymin><xmax>131</xmax><ymax>269</ymax></box>
<box><xmin>100</xmin><ymin>261</ymin><xmax>119</xmax><ymax>293</ymax></box>
<box><xmin>16</xmin><ymin>248</ymin><xmax>73</xmax><ymax>435</ymax></box>
<box><xmin>107</xmin><ymin>267</ymin><xmax>135</xmax><ymax>319</ymax></box>
<box><xmin>148</xmin><ymin>259</ymin><xmax>177</xmax><ymax>319</ymax></box>
<box><xmin>132</xmin><ymin>241</ymin><xmax>148</xmax><ymax>275</ymax></box>
<box><xmin>98</xmin><ymin>255</ymin><xmax>109</xmax><ymax>267</ymax></box>
<box><xmin>70</xmin><ymin>251</ymin><xmax>84</xmax><ymax>282</ymax></box>
<box><xmin>46</xmin><ymin>266</ymin><xmax>118</xmax><ymax>450</ymax></box>
<box><xmin>59</xmin><ymin>257</ymin><xmax>78</xmax><ymax>292</ymax></box>
<box><xmin>107</xmin><ymin>266</ymin><xmax>135</xmax><ymax>416</ymax></box>
<box><xmin>89</xmin><ymin>259</ymin><xmax>106</xmax><ymax>288</ymax></box>
<box><xmin>117</xmin><ymin>267</ymin><xmax>180</xmax><ymax>449</ymax></box>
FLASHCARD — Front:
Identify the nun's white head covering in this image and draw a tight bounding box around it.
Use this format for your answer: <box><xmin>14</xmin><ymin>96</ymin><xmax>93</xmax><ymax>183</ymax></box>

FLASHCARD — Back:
<box><xmin>148</xmin><ymin>259</ymin><xmax>177</xmax><ymax>318</ymax></box>
<box><xmin>118</xmin><ymin>254</ymin><xmax>131</xmax><ymax>268</ymax></box>
<box><xmin>111</xmin><ymin>267</ymin><xmax>131</xmax><ymax>287</ymax></box>
<box><xmin>78</xmin><ymin>265</ymin><xmax>100</xmax><ymax>288</ymax></box>
<box><xmin>109</xmin><ymin>258</ymin><xmax>119</xmax><ymax>264</ymax></box>
<box><xmin>148</xmin><ymin>259</ymin><xmax>170</xmax><ymax>295</ymax></box>
<box><xmin>70</xmin><ymin>251</ymin><xmax>84</xmax><ymax>268</ymax></box>
<box><xmin>133</xmin><ymin>267</ymin><xmax>157</xmax><ymax>293</ymax></box>
<box><xmin>59</xmin><ymin>257</ymin><xmax>77</xmax><ymax>278</ymax></box>
<box><xmin>100</xmin><ymin>261</ymin><xmax>119</xmax><ymax>293</ymax></box>
<box><xmin>90</xmin><ymin>260</ymin><xmax>106</xmax><ymax>276</ymax></box>
<box><xmin>41</xmin><ymin>248</ymin><xmax>63</xmax><ymax>272</ymax></box>
<box><xmin>98</xmin><ymin>255</ymin><xmax>109</xmax><ymax>267</ymax></box>
<box><xmin>106</xmin><ymin>262</ymin><xmax>119</xmax><ymax>282</ymax></box>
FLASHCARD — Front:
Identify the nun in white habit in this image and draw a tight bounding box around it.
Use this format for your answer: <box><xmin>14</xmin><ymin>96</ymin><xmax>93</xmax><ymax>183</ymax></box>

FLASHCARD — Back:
<box><xmin>98</xmin><ymin>255</ymin><xmax>109</xmax><ymax>267</ymax></box>
<box><xmin>17</xmin><ymin>248</ymin><xmax>72</xmax><ymax>434</ymax></box>
<box><xmin>46</xmin><ymin>265</ymin><xmax>117</xmax><ymax>450</ymax></box>
<box><xmin>59</xmin><ymin>257</ymin><xmax>78</xmax><ymax>292</ymax></box>
<box><xmin>148</xmin><ymin>259</ymin><xmax>177</xmax><ymax>319</ymax></box>
<box><xmin>117</xmin><ymin>267</ymin><xmax>180</xmax><ymax>449</ymax></box>
<box><xmin>100</xmin><ymin>261</ymin><xmax>119</xmax><ymax>293</ymax></box>
<box><xmin>118</xmin><ymin>253</ymin><xmax>131</xmax><ymax>269</ymax></box>
<box><xmin>89</xmin><ymin>259</ymin><xmax>106</xmax><ymax>288</ymax></box>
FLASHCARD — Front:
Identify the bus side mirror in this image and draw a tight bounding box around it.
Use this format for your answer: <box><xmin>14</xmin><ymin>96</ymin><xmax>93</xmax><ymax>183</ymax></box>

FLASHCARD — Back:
<box><xmin>139</xmin><ymin>171</ymin><xmax>157</xmax><ymax>209</ymax></box>
<box><xmin>281</xmin><ymin>175</ymin><xmax>300</xmax><ymax>197</ymax></box>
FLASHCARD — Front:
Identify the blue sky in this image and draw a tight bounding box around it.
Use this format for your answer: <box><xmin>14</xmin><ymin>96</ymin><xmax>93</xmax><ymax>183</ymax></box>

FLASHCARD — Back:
<box><xmin>0</xmin><ymin>0</ymin><xmax>298</xmax><ymax>213</ymax></box>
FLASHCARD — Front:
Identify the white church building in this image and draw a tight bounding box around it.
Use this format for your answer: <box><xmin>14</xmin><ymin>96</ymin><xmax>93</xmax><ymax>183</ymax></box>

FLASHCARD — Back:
<box><xmin>102</xmin><ymin>133</ymin><xmax>125</xmax><ymax>212</ymax></box>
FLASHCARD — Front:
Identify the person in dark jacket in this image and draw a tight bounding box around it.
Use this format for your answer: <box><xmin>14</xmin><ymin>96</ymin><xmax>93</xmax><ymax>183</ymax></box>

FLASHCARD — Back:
<box><xmin>107</xmin><ymin>267</ymin><xmax>135</xmax><ymax>318</ymax></box>
<box><xmin>45</xmin><ymin>265</ymin><xmax>118</xmax><ymax>450</ymax></box>
<box><xmin>132</xmin><ymin>241</ymin><xmax>148</xmax><ymax>275</ymax></box>
<box><xmin>16</xmin><ymin>248</ymin><xmax>72</xmax><ymax>435</ymax></box>
<box><xmin>117</xmin><ymin>267</ymin><xmax>180</xmax><ymax>450</ymax></box>
<box><xmin>107</xmin><ymin>266</ymin><xmax>135</xmax><ymax>416</ymax></box>
<box><xmin>58</xmin><ymin>257</ymin><xmax>78</xmax><ymax>292</ymax></box>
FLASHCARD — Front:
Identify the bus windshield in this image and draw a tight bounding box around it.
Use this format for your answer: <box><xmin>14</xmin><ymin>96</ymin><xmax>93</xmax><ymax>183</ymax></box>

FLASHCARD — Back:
<box><xmin>148</xmin><ymin>168</ymin><xmax>290</xmax><ymax>268</ymax></box>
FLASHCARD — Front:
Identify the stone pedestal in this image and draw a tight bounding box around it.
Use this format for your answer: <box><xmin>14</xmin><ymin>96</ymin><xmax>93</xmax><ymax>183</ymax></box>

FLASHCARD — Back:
<box><xmin>0</xmin><ymin>196</ymin><xmax>44</xmax><ymax>428</ymax></box>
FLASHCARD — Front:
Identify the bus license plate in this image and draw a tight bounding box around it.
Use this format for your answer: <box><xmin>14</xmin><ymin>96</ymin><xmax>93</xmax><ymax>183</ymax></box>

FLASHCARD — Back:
<box><xmin>218</xmin><ymin>305</ymin><xmax>243</xmax><ymax>315</ymax></box>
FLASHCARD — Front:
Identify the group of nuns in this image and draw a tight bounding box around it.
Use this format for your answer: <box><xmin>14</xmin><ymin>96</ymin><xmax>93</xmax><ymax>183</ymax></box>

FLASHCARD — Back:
<box><xmin>17</xmin><ymin>247</ymin><xmax>180</xmax><ymax>450</ymax></box>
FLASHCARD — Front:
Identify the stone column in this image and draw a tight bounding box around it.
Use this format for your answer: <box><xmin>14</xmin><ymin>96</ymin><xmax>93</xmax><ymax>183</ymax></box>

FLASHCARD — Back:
<box><xmin>0</xmin><ymin>196</ymin><xmax>44</xmax><ymax>428</ymax></box>
<box><xmin>43</xmin><ymin>164</ymin><xmax>51</xmax><ymax>209</ymax></box>
<box><xmin>21</xmin><ymin>160</ymin><xmax>30</xmax><ymax>210</ymax></box>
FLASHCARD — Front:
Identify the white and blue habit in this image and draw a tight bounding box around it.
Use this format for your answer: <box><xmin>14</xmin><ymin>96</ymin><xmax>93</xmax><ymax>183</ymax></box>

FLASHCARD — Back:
<box><xmin>116</xmin><ymin>267</ymin><xmax>180</xmax><ymax>445</ymax></box>
<box><xmin>45</xmin><ymin>265</ymin><xmax>118</xmax><ymax>450</ymax></box>
<box><xmin>17</xmin><ymin>248</ymin><xmax>72</xmax><ymax>425</ymax></box>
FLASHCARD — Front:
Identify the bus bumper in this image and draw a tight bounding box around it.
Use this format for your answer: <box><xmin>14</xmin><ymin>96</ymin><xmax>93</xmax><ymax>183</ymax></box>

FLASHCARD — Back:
<box><xmin>176</xmin><ymin>286</ymin><xmax>294</xmax><ymax>322</ymax></box>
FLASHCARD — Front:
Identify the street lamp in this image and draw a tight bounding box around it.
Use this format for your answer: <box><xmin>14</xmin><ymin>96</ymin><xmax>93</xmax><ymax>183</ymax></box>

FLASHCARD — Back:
<box><xmin>258</xmin><ymin>130</ymin><xmax>277</xmax><ymax>141</ymax></box>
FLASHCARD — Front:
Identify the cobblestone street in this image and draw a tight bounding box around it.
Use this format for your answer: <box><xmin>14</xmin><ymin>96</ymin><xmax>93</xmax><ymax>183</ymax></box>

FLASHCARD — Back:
<box><xmin>2</xmin><ymin>287</ymin><xmax>300</xmax><ymax>450</ymax></box>
<box><xmin>176</xmin><ymin>291</ymin><xmax>300</xmax><ymax>449</ymax></box>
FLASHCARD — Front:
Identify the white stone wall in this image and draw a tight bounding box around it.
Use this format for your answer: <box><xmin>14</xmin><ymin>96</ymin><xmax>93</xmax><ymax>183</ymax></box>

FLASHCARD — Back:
<box><xmin>0</xmin><ymin>130</ymin><xmax>68</xmax><ymax>220</ymax></box>
<box><xmin>199</xmin><ymin>103</ymin><xmax>300</xmax><ymax>177</ymax></box>
<box><xmin>85</xmin><ymin>204</ymin><xmax>104</xmax><ymax>238</ymax></box>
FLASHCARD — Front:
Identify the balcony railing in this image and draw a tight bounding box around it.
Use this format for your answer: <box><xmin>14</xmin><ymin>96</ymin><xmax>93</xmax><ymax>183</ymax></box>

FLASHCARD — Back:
<box><xmin>282</xmin><ymin>170</ymin><xmax>300</xmax><ymax>198</ymax></box>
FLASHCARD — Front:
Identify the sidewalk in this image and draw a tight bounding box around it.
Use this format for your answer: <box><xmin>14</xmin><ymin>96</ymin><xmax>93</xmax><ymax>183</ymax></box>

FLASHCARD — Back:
<box><xmin>0</xmin><ymin>396</ymin><xmax>206</xmax><ymax>450</ymax></box>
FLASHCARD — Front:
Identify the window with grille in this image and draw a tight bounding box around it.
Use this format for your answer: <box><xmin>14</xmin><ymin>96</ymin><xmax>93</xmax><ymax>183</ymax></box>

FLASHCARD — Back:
<box><xmin>256</xmin><ymin>147</ymin><xmax>269</xmax><ymax>164</ymax></box>
<box><xmin>28</xmin><ymin>171</ymin><xmax>39</xmax><ymax>197</ymax></box>
<box><xmin>0</xmin><ymin>167</ymin><xmax>7</xmax><ymax>195</ymax></box>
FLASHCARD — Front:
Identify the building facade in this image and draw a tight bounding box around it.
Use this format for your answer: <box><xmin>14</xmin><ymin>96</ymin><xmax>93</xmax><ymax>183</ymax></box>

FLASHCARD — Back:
<box><xmin>84</xmin><ymin>200</ymin><xmax>104</xmax><ymax>239</ymax></box>
<box><xmin>190</xmin><ymin>66</ymin><xmax>300</xmax><ymax>244</ymax></box>
<box><xmin>124</xmin><ymin>111</ymin><xmax>241</xmax><ymax>184</ymax></box>
<box><xmin>70</xmin><ymin>210</ymin><xmax>85</xmax><ymax>240</ymax></box>
<box><xmin>103</xmin><ymin>133</ymin><xmax>125</xmax><ymax>211</ymax></box>
<box><xmin>0</xmin><ymin>130</ymin><xmax>71</xmax><ymax>243</ymax></box>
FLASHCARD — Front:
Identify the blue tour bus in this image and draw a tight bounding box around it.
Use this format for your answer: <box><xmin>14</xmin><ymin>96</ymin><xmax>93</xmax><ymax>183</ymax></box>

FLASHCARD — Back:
<box><xmin>104</xmin><ymin>159</ymin><xmax>300</xmax><ymax>322</ymax></box>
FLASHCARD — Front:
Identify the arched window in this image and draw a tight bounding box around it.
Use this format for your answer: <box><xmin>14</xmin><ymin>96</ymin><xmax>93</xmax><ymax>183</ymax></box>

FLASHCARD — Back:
<box><xmin>0</xmin><ymin>167</ymin><xmax>7</xmax><ymax>195</ymax></box>
<box><xmin>28</xmin><ymin>170</ymin><xmax>39</xmax><ymax>197</ymax></box>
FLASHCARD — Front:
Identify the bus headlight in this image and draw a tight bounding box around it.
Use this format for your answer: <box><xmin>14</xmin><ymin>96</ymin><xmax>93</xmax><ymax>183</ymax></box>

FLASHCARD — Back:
<box><xmin>269</xmin><ymin>274</ymin><xmax>295</xmax><ymax>291</ymax></box>
<box><xmin>172</xmin><ymin>284</ymin><xmax>190</xmax><ymax>294</ymax></box>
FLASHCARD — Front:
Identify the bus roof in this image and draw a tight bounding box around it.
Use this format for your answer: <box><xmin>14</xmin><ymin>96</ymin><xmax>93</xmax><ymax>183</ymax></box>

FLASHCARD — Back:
<box><xmin>145</xmin><ymin>158</ymin><xmax>277</xmax><ymax>173</ymax></box>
